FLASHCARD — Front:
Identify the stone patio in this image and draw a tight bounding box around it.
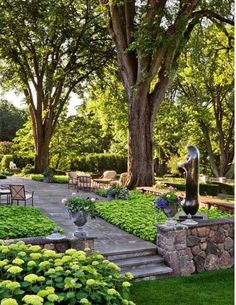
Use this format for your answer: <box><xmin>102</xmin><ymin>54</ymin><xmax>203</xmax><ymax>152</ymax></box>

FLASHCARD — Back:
<box><xmin>1</xmin><ymin>176</ymin><xmax>156</xmax><ymax>253</ymax></box>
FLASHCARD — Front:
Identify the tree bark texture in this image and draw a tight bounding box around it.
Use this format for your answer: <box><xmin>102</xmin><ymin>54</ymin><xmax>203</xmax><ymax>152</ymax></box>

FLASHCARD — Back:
<box><xmin>106</xmin><ymin>0</ymin><xmax>202</xmax><ymax>187</ymax></box>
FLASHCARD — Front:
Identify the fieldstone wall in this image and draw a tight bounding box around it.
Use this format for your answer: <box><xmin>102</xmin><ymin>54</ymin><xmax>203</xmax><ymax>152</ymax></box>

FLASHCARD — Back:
<box><xmin>4</xmin><ymin>235</ymin><xmax>95</xmax><ymax>253</ymax></box>
<box><xmin>157</xmin><ymin>218</ymin><xmax>234</xmax><ymax>276</ymax></box>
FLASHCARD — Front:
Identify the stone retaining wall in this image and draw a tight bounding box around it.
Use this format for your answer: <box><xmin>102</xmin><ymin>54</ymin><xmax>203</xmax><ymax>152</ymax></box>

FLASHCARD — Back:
<box><xmin>4</xmin><ymin>235</ymin><xmax>95</xmax><ymax>253</ymax></box>
<box><xmin>157</xmin><ymin>218</ymin><xmax>234</xmax><ymax>276</ymax></box>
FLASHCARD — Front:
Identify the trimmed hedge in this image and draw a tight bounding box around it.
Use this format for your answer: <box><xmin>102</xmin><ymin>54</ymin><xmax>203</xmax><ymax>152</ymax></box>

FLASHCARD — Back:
<box><xmin>211</xmin><ymin>182</ymin><xmax>234</xmax><ymax>196</ymax></box>
<box><xmin>72</xmin><ymin>153</ymin><xmax>127</xmax><ymax>174</ymax></box>
<box><xmin>31</xmin><ymin>174</ymin><xmax>68</xmax><ymax>184</ymax></box>
<box><xmin>165</xmin><ymin>182</ymin><xmax>219</xmax><ymax>196</ymax></box>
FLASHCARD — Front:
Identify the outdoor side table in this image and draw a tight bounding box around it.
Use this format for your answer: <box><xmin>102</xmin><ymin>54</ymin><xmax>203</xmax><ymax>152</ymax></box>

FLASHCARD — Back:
<box><xmin>0</xmin><ymin>189</ymin><xmax>11</xmax><ymax>205</ymax></box>
<box><xmin>93</xmin><ymin>178</ymin><xmax>112</xmax><ymax>189</ymax></box>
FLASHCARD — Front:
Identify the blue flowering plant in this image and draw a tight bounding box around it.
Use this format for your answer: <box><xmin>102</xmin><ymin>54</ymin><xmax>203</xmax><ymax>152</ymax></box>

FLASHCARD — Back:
<box><xmin>154</xmin><ymin>192</ymin><xmax>183</xmax><ymax>218</ymax></box>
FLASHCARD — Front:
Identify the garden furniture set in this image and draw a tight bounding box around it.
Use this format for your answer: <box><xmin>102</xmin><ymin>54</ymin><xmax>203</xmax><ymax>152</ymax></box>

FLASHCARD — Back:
<box><xmin>0</xmin><ymin>184</ymin><xmax>34</xmax><ymax>206</ymax></box>
<box><xmin>68</xmin><ymin>170</ymin><xmax>128</xmax><ymax>191</ymax></box>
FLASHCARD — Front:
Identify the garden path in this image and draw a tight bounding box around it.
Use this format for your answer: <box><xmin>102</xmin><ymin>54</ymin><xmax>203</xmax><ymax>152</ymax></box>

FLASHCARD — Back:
<box><xmin>1</xmin><ymin>176</ymin><xmax>156</xmax><ymax>254</ymax></box>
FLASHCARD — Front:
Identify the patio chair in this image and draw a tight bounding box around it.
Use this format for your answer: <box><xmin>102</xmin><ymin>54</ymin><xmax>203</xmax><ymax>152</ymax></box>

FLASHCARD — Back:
<box><xmin>77</xmin><ymin>175</ymin><xmax>95</xmax><ymax>191</ymax></box>
<box><xmin>93</xmin><ymin>170</ymin><xmax>117</xmax><ymax>189</ymax></box>
<box><xmin>112</xmin><ymin>172</ymin><xmax>128</xmax><ymax>186</ymax></box>
<box><xmin>9</xmin><ymin>184</ymin><xmax>34</xmax><ymax>207</ymax></box>
<box><xmin>68</xmin><ymin>172</ymin><xmax>78</xmax><ymax>189</ymax></box>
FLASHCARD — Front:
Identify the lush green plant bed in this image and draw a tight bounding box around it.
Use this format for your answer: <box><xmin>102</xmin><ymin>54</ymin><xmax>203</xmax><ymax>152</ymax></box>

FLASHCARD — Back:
<box><xmin>0</xmin><ymin>241</ymin><xmax>134</xmax><ymax>305</ymax></box>
<box><xmin>95</xmin><ymin>192</ymin><xmax>231</xmax><ymax>242</ymax></box>
<box><xmin>0</xmin><ymin>206</ymin><xmax>61</xmax><ymax>239</ymax></box>
<box><xmin>131</xmin><ymin>269</ymin><xmax>234</xmax><ymax>305</ymax></box>
<box><xmin>0</xmin><ymin>173</ymin><xmax>7</xmax><ymax>179</ymax></box>
<box><xmin>31</xmin><ymin>174</ymin><xmax>68</xmax><ymax>183</ymax></box>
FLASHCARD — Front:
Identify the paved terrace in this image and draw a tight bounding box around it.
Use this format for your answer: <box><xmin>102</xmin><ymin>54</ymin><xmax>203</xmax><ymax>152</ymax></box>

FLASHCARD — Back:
<box><xmin>1</xmin><ymin>176</ymin><xmax>155</xmax><ymax>253</ymax></box>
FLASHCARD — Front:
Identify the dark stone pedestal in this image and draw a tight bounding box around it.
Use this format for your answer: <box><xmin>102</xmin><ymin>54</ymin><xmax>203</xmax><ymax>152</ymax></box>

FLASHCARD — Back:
<box><xmin>178</xmin><ymin>215</ymin><xmax>204</xmax><ymax>221</ymax></box>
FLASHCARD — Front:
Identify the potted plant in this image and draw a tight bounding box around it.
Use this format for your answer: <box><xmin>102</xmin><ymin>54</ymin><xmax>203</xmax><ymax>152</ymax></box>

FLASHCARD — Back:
<box><xmin>43</xmin><ymin>168</ymin><xmax>55</xmax><ymax>183</ymax></box>
<box><xmin>63</xmin><ymin>196</ymin><xmax>96</xmax><ymax>237</ymax></box>
<box><xmin>154</xmin><ymin>192</ymin><xmax>183</xmax><ymax>226</ymax></box>
<box><xmin>107</xmin><ymin>184</ymin><xmax>129</xmax><ymax>200</ymax></box>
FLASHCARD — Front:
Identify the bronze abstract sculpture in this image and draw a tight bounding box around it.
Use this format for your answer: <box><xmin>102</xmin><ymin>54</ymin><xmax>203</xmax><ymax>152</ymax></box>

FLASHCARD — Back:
<box><xmin>178</xmin><ymin>146</ymin><xmax>200</xmax><ymax>216</ymax></box>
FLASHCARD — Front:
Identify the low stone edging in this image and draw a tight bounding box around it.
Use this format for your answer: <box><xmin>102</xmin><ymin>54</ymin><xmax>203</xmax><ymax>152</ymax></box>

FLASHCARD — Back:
<box><xmin>4</xmin><ymin>235</ymin><xmax>96</xmax><ymax>253</ymax></box>
<box><xmin>156</xmin><ymin>218</ymin><xmax>234</xmax><ymax>276</ymax></box>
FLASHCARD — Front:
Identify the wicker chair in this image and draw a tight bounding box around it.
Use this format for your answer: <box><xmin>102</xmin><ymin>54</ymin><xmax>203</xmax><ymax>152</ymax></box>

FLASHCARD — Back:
<box><xmin>112</xmin><ymin>172</ymin><xmax>128</xmax><ymax>186</ymax></box>
<box><xmin>93</xmin><ymin>170</ymin><xmax>117</xmax><ymax>188</ymax></box>
<box><xmin>9</xmin><ymin>185</ymin><xmax>34</xmax><ymax>206</ymax></box>
<box><xmin>68</xmin><ymin>172</ymin><xmax>79</xmax><ymax>189</ymax></box>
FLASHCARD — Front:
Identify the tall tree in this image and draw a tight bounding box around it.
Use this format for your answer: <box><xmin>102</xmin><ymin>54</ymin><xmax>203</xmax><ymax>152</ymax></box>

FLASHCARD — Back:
<box><xmin>102</xmin><ymin>0</ymin><xmax>234</xmax><ymax>188</ymax></box>
<box><xmin>0</xmin><ymin>0</ymin><xmax>112</xmax><ymax>172</ymax></box>
<box><xmin>177</xmin><ymin>24</ymin><xmax>234</xmax><ymax>177</ymax></box>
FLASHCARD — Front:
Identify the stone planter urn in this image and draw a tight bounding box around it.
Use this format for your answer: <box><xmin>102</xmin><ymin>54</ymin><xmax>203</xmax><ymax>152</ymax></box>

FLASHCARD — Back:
<box><xmin>70</xmin><ymin>210</ymin><xmax>88</xmax><ymax>238</ymax></box>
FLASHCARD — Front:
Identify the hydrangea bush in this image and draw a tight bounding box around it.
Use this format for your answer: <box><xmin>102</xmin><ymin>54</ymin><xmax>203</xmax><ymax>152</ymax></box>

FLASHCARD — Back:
<box><xmin>0</xmin><ymin>241</ymin><xmax>135</xmax><ymax>305</ymax></box>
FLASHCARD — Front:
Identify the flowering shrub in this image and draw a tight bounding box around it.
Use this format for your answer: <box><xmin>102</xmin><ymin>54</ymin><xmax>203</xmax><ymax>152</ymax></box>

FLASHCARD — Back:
<box><xmin>0</xmin><ymin>241</ymin><xmax>135</xmax><ymax>305</ymax></box>
<box><xmin>107</xmin><ymin>184</ymin><xmax>129</xmax><ymax>200</ymax></box>
<box><xmin>63</xmin><ymin>197</ymin><xmax>96</xmax><ymax>217</ymax></box>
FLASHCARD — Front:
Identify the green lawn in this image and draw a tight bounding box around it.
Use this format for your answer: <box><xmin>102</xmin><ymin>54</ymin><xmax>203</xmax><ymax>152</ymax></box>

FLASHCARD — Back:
<box><xmin>96</xmin><ymin>191</ymin><xmax>232</xmax><ymax>242</ymax></box>
<box><xmin>131</xmin><ymin>269</ymin><xmax>234</xmax><ymax>305</ymax></box>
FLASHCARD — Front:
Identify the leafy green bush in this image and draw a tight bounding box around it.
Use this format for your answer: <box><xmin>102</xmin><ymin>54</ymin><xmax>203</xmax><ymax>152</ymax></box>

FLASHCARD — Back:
<box><xmin>0</xmin><ymin>241</ymin><xmax>134</xmax><ymax>305</ymax></box>
<box><xmin>1</xmin><ymin>154</ymin><xmax>14</xmax><ymax>171</ymax></box>
<box><xmin>165</xmin><ymin>182</ymin><xmax>219</xmax><ymax>196</ymax></box>
<box><xmin>72</xmin><ymin>153</ymin><xmax>127</xmax><ymax>174</ymax></box>
<box><xmin>31</xmin><ymin>174</ymin><xmax>44</xmax><ymax>182</ymax></box>
<box><xmin>211</xmin><ymin>182</ymin><xmax>234</xmax><ymax>196</ymax></box>
<box><xmin>22</xmin><ymin>164</ymin><xmax>35</xmax><ymax>175</ymax></box>
<box><xmin>0</xmin><ymin>206</ymin><xmax>60</xmax><ymax>239</ymax></box>
<box><xmin>0</xmin><ymin>170</ymin><xmax>14</xmax><ymax>176</ymax></box>
<box><xmin>0</xmin><ymin>174</ymin><xmax>7</xmax><ymax>179</ymax></box>
<box><xmin>52</xmin><ymin>175</ymin><xmax>69</xmax><ymax>184</ymax></box>
<box><xmin>95</xmin><ymin>188</ymin><xmax>108</xmax><ymax>197</ymax></box>
<box><xmin>107</xmin><ymin>184</ymin><xmax>129</xmax><ymax>200</ymax></box>
<box><xmin>96</xmin><ymin>192</ymin><xmax>231</xmax><ymax>242</ymax></box>
<box><xmin>31</xmin><ymin>174</ymin><xmax>68</xmax><ymax>183</ymax></box>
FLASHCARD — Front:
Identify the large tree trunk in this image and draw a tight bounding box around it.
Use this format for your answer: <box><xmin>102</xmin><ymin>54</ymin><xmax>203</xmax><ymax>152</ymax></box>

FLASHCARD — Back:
<box><xmin>126</xmin><ymin>95</ymin><xmax>154</xmax><ymax>188</ymax></box>
<box><xmin>32</xmin><ymin>118</ymin><xmax>53</xmax><ymax>173</ymax></box>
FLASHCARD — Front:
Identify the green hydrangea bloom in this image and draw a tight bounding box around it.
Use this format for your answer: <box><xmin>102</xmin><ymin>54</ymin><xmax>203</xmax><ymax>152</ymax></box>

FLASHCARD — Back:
<box><xmin>122</xmin><ymin>281</ymin><xmax>131</xmax><ymax>288</ymax></box>
<box><xmin>80</xmin><ymin>298</ymin><xmax>91</xmax><ymax>304</ymax></box>
<box><xmin>38</xmin><ymin>261</ymin><xmax>50</xmax><ymax>269</ymax></box>
<box><xmin>22</xmin><ymin>295</ymin><xmax>43</xmax><ymax>305</ymax></box>
<box><xmin>24</xmin><ymin>274</ymin><xmax>39</xmax><ymax>283</ymax></box>
<box><xmin>7</xmin><ymin>266</ymin><xmax>23</xmax><ymax>274</ymax></box>
<box><xmin>12</xmin><ymin>258</ymin><xmax>24</xmax><ymax>265</ymax></box>
<box><xmin>108</xmin><ymin>262</ymin><xmax>121</xmax><ymax>271</ymax></box>
<box><xmin>0</xmin><ymin>260</ymin><xmax>8</xmax><ymax>268</ymax></box>
<box><xmin>47</xmin><ymin>294</ymin><xmax>59</xmax><ymax>302</ymax></box>
<box><xmin>124</xmin><ymin>272</ymin><xmax>134</xmax><ymax>280</ymax></box>
<box><xmin>107</xmin><ymin>288</ymin><xmax>119</xmax><ymax>296</ymax></box>
<box><xmin>86</xmin><ymin>279</ymin><xmax>95</xmax><ymax>286</ymax></box>
<box><xmin>30</xmin><ymin>253</ymin><xmax>42</xmax><ymax>260</ymax></box>
<box><xmin>3</xmin><ymin>281</ymin><xmax>21</xmax><ymax>290</ymax></box>
<box><xmin>29</xmin><ymin>246</ymin><xmax>42</xmax><ymax>252</ymax></box>
<box><xmin>43</xmin><ymin>250</ymin><xmax>57</xmax><ymax>258</ymax></box>
<box><xmin>27</xmin><ymin>261</ymin><xmax>37</xmax><ymax>267</ymax></box>
<box><xmin>0</xmin><ymin>298</ymin><xmax>18</xmax><ymax>305</ymax></box>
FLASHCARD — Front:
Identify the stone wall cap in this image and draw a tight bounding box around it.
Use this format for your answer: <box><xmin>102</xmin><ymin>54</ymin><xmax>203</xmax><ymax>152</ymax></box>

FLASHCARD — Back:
<box><xmin>179</xmin><ymin>217</ymin><xmax>234</xmax><ymax>228</ymax></box>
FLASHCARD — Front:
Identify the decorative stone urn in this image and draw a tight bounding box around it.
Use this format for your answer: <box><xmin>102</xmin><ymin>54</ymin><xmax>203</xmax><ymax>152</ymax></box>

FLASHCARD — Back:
<box><xmin>70</xmin><ymin>210</ymin><xmax>88</xmax><ymax>238</ymax></box>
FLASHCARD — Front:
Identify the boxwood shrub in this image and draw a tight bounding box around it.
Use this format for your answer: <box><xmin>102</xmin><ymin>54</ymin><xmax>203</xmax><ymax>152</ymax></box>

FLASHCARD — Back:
<box><xmin>31</xmin><ymin>175</ymin><xmax>68</xmax><ymax>184</ymax></box>
<box><xmin>0</xmin><ymin>206</ymin><xmax>60</xmax><ymax>239</ymax></box>
<box><xmin>72</xmin><ymin>153</ymin><xmax>127</xmax><ymax>174</ymax></box>
<box><xmin>0</xmin><ymin>242</ymin><xmax>134</xmax><ymax>305</ymax></box>
<box><xmin>165</xmin><ymin>182</ymin><xmax>219</xmax><ymax>196</ymax></box>
<box><xmin>95</xmin><ymin>192</ymin><xmax>231</xmax><ymax>242</ymax></box>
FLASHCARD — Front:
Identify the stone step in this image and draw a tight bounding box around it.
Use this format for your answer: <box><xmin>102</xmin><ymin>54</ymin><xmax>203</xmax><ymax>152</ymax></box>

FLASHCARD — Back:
<box><xmin>122</xmin><ymin>265</ymin><xmax>173</xmax><ymax>281</ymax></box>
<box><xmin>101</xmin><ymin>245</ymin><xmax>157</xmax><ymax>260</ymax></box>
<box><xmin>113</xmin><ymin>255</ymin><xmax>164</xmax><ymax>270</ymax></box>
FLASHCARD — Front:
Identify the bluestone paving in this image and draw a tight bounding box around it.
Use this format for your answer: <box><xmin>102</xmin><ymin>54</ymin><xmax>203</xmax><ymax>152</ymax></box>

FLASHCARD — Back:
<box><xmin>1</xmin><ymin>176</ymin><xmax>156</xmax><ymax>253</ymax></box>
